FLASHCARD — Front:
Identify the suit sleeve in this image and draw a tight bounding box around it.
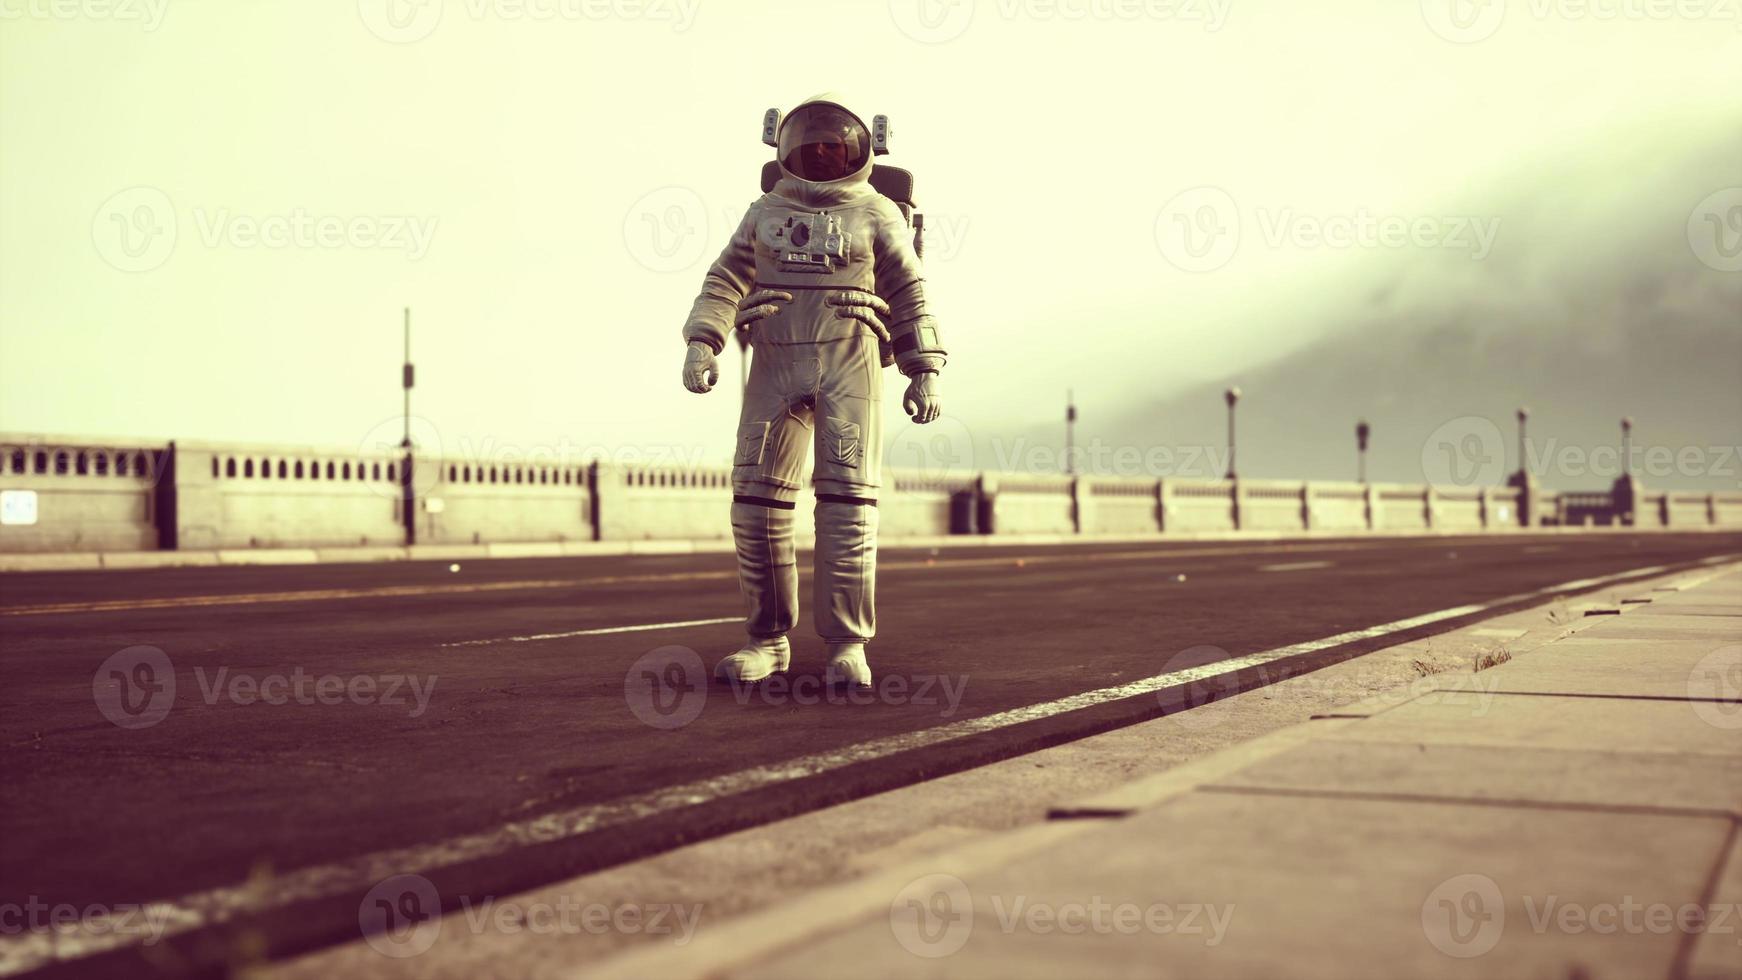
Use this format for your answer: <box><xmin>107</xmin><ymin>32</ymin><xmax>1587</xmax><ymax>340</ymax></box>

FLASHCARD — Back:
<box><xmin>871</xmin><ymin>198</ymin><xmax>947</xmax><ymax>376</ymax></box>
<box><xmin>681</xmin><ymin>201</ymin><xmax>760</xmax><ymax>354</ymax></box>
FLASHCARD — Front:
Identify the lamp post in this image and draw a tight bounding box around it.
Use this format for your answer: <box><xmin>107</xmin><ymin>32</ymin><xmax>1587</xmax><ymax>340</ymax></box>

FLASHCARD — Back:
<box><xmin>1065</xmin><ymin>390</ymin><xmax>1078</xmax><ymax>476</ymax></box>
<box><xmin>400</xmin><ymin>307</ymin><xmax>416</xmax><ymax>546</ymax></box>
<box><xmin>1356</xmin><ymin>420</ymin><xmax>1370</xmax><ymax>484</ymax></box>
<box><xmin>1515</xmin><ymin>406</ymin><xmax>1529</xmax><ymax>480</ymax></box>
<box><xmin>1620</xmin><ymin>416</ymin><xmax>1633</xmax><ymax>476</ymax></box>
<box><xmin>1224</xmin><ymin>387</ymin><xmax>1241</xmax><ymax>480</ymax></box>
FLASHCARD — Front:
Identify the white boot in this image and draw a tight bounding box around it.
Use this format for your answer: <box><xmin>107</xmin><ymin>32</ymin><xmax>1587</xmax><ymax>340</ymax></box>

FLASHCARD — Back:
<box><xmin>715</xmin><ymin>636</ymin><xmax>791</xmax><ymax>683</ymax></box>
<box><xmin>824</xmin><ymin>642</ymin><xmax>873</xmax><ymax>690</ymax></box>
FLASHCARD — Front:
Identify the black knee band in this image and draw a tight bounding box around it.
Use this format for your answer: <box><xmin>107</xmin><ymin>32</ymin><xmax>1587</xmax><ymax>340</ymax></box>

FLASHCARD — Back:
<box><xmin>734</xmin><ymin>494</ymin><xmax>796</xmax><ymax>510</ymax></box>
<box><xmin>817</xmin><ymin>493</ymin><xmax>878</xmax><ymax>507</ymax></box>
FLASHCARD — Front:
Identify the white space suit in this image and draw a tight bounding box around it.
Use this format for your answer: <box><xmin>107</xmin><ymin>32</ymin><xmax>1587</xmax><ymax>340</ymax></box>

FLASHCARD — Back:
<box><xmin>680</xmin><ymin>95</ymin><xmax>946</xmax><ymax>688</ymax></box>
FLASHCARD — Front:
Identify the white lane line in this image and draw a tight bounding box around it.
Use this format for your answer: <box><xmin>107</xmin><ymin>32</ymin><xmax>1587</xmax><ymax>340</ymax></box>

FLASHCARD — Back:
<box><xmin>0</xmin><ymin>560</ymin><xmax>1721</xmax><ymax>977</ymax></box>
<box><xmin>1259</xmin><ymin>561</ymin><xmax>1334</xmax><ymax>573</ymax></box>
<box><xmin>441</xmin><ymin>617</ymin><xmax>740</xmax><ymax>648</ymax></box>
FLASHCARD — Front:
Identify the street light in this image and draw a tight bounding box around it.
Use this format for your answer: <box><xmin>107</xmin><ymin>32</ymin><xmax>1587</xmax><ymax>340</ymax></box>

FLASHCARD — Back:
<box><xmin>1356</xmin><ymin>420</ymin><xmax>1370</xmax><ymax>484</ymax></box>
<box><xmin>1224</xmin><ymin>386</ymin><xmax>1241</xmax><ymax>480</ymax></box>
<box><xmin>1515</xmin><ymin>406</ymin><xmax>1529</xmax><ymax>479</ymax></box>
<box><xmin>1065</xmin><ymin>390</ymin><xmax>1078</xmax><ymax>476</ymax></box>
<box><xmin>1620</xmin><ymin>416</ymin><xmax>1633</xmax><ymax>476</ymax></box>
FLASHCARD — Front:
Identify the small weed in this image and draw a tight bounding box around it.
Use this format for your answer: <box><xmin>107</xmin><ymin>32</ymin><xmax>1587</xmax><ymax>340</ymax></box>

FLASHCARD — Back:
<box><xmin>1473</xmin><ymin>648</ymin><xmax>1513</xmax><ymax>672</ymax></box>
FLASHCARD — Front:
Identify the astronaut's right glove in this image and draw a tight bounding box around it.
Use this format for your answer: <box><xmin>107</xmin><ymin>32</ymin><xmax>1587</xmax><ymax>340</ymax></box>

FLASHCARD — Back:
<box><xmin>902</xmin><ymin>370</ymin><xmax>941</xmax><ymax>424</ymax></box>
<box><xmin>682</xmin><ymin>341</ymin><xmax>719</xmax><ymax>394</ymax></box>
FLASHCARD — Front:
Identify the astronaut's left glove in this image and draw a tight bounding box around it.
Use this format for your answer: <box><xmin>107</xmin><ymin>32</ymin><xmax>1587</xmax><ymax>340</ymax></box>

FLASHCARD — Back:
<box><xmin>902</xmin><ymin>370</ymin><xmax>941</xmax><ymax>424</ymax></box>
<box><xmin>682</xmin><ymin>342</ymin><xmax>719</xmax><ymax>394</ymax></box>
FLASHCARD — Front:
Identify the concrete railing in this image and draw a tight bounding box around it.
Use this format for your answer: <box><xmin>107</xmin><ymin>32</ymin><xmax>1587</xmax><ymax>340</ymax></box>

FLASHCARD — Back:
<box><xmin>3</xmin><ymin>433</ymin><xmax>1740</xmax><ymax>553</ymax></box>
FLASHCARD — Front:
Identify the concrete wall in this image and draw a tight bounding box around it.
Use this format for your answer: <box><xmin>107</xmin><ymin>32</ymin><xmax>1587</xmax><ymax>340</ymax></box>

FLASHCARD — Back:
<box><xmin>4</xmin><ymin>431</ymin><xmax>1741</xmax><ymax>553</ymax></box>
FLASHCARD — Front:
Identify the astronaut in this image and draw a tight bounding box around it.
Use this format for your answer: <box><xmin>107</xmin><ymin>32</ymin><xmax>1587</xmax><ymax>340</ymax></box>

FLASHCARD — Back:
<box><xmin>680</xmin><ymin>94</ymin><xmax>947</xmax><ymax>690</ymax></box>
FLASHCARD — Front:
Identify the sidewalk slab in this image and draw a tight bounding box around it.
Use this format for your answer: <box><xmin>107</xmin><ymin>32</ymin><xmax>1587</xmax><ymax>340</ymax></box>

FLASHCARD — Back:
<box><xmin>740</xmin><ymin>794</ymin><xmax>1730</xmax><ymax>980</ymax></box>
<box><xmin>1324</xmin><ymin>694</ymin><xmax>1739</xmax><ymax>757</ymax></box>
<box><xmin>1456</xmin><ymin>636</ymin><xmax>1740</xmax><ymax>700</ymax></box>
<box><xmin>1205</xmin><ymin>740</ymin><xmax>1742</xmax><ymax>816</ymax></box>
<box><xmin>1687</xmin><ymin>834</ymin><xmax>1742</xmax><ymax>980</ymax></box>
<box><xmin>1570</xmin><ymin>617</ymin><xmax>1741</xmax><ymax>641</ymax></box>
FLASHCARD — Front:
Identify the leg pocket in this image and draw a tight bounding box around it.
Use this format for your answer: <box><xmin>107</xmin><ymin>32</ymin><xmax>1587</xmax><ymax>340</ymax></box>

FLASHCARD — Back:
<box><xmin>735</xmin><ymin>421</ymin><xmax>770</xmax><ymax>467</ymax></box>
<box><xmin>824</xmin><ymin>417</ymin><xmax>862</xmax><ymax>469</ymax></box>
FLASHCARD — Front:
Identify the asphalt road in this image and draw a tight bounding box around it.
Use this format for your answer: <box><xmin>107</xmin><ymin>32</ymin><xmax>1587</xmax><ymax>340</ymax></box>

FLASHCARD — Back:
<box><xmin>2</xmin><ymin>531</ymin><xmax>1738</xmax><ymax>977</ymax></box>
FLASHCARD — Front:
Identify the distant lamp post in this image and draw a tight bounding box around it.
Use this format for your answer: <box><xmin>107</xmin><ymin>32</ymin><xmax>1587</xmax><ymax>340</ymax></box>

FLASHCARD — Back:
<box><xmin>1514</xmin><ymin>406</ymin><xmax>1530</xmax><ymax>479</ymax></box>
<box><xmin>400</xmin><ymin>307</ymin><xmax>416</xmax><ymax>546</ymax></box>
<box><xmin>1620</xmin><ymin>416</ymin><xmax>1633</xmax><ymax>475</ymax></box>
<box><xmin>1064</xmin><ymin>390</ymin><xmax>1078</xmax><ymax>476</ymax></box>
<box><xmin>1224</xmin><ymin>386</ymin><xmax>1241</xmax><ymax>480</ymax></box>
<box><xmin>1356</xmin><ymin>420</ymin><xmax>1370</xmax><ymax>484</ymax></box>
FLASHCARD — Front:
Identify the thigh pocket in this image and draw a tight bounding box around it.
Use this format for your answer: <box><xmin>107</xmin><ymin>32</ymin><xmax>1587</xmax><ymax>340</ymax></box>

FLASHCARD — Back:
<box><xmin>824</xmin><ymin>417</ymin><xmax>862</xmax><ymax>469</ymax></box>
<box><xmin>735</xmin><ymin>421</ymin><xmax>770</xmax><ymax>467</ymax></box>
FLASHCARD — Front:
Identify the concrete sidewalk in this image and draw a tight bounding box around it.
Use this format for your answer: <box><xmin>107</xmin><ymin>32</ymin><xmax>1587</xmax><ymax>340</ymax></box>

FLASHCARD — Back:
<box><xmin>589</xmin><ymin>566</ymin><xmax>1742</xmax><ymax>980</ymax></box>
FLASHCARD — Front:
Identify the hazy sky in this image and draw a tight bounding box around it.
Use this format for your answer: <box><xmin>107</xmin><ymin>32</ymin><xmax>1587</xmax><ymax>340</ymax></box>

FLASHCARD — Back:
<box><xmin>2</xmin><ymin>0</ymin><xmax>1738</xmax><ymax>472</ymax></box>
